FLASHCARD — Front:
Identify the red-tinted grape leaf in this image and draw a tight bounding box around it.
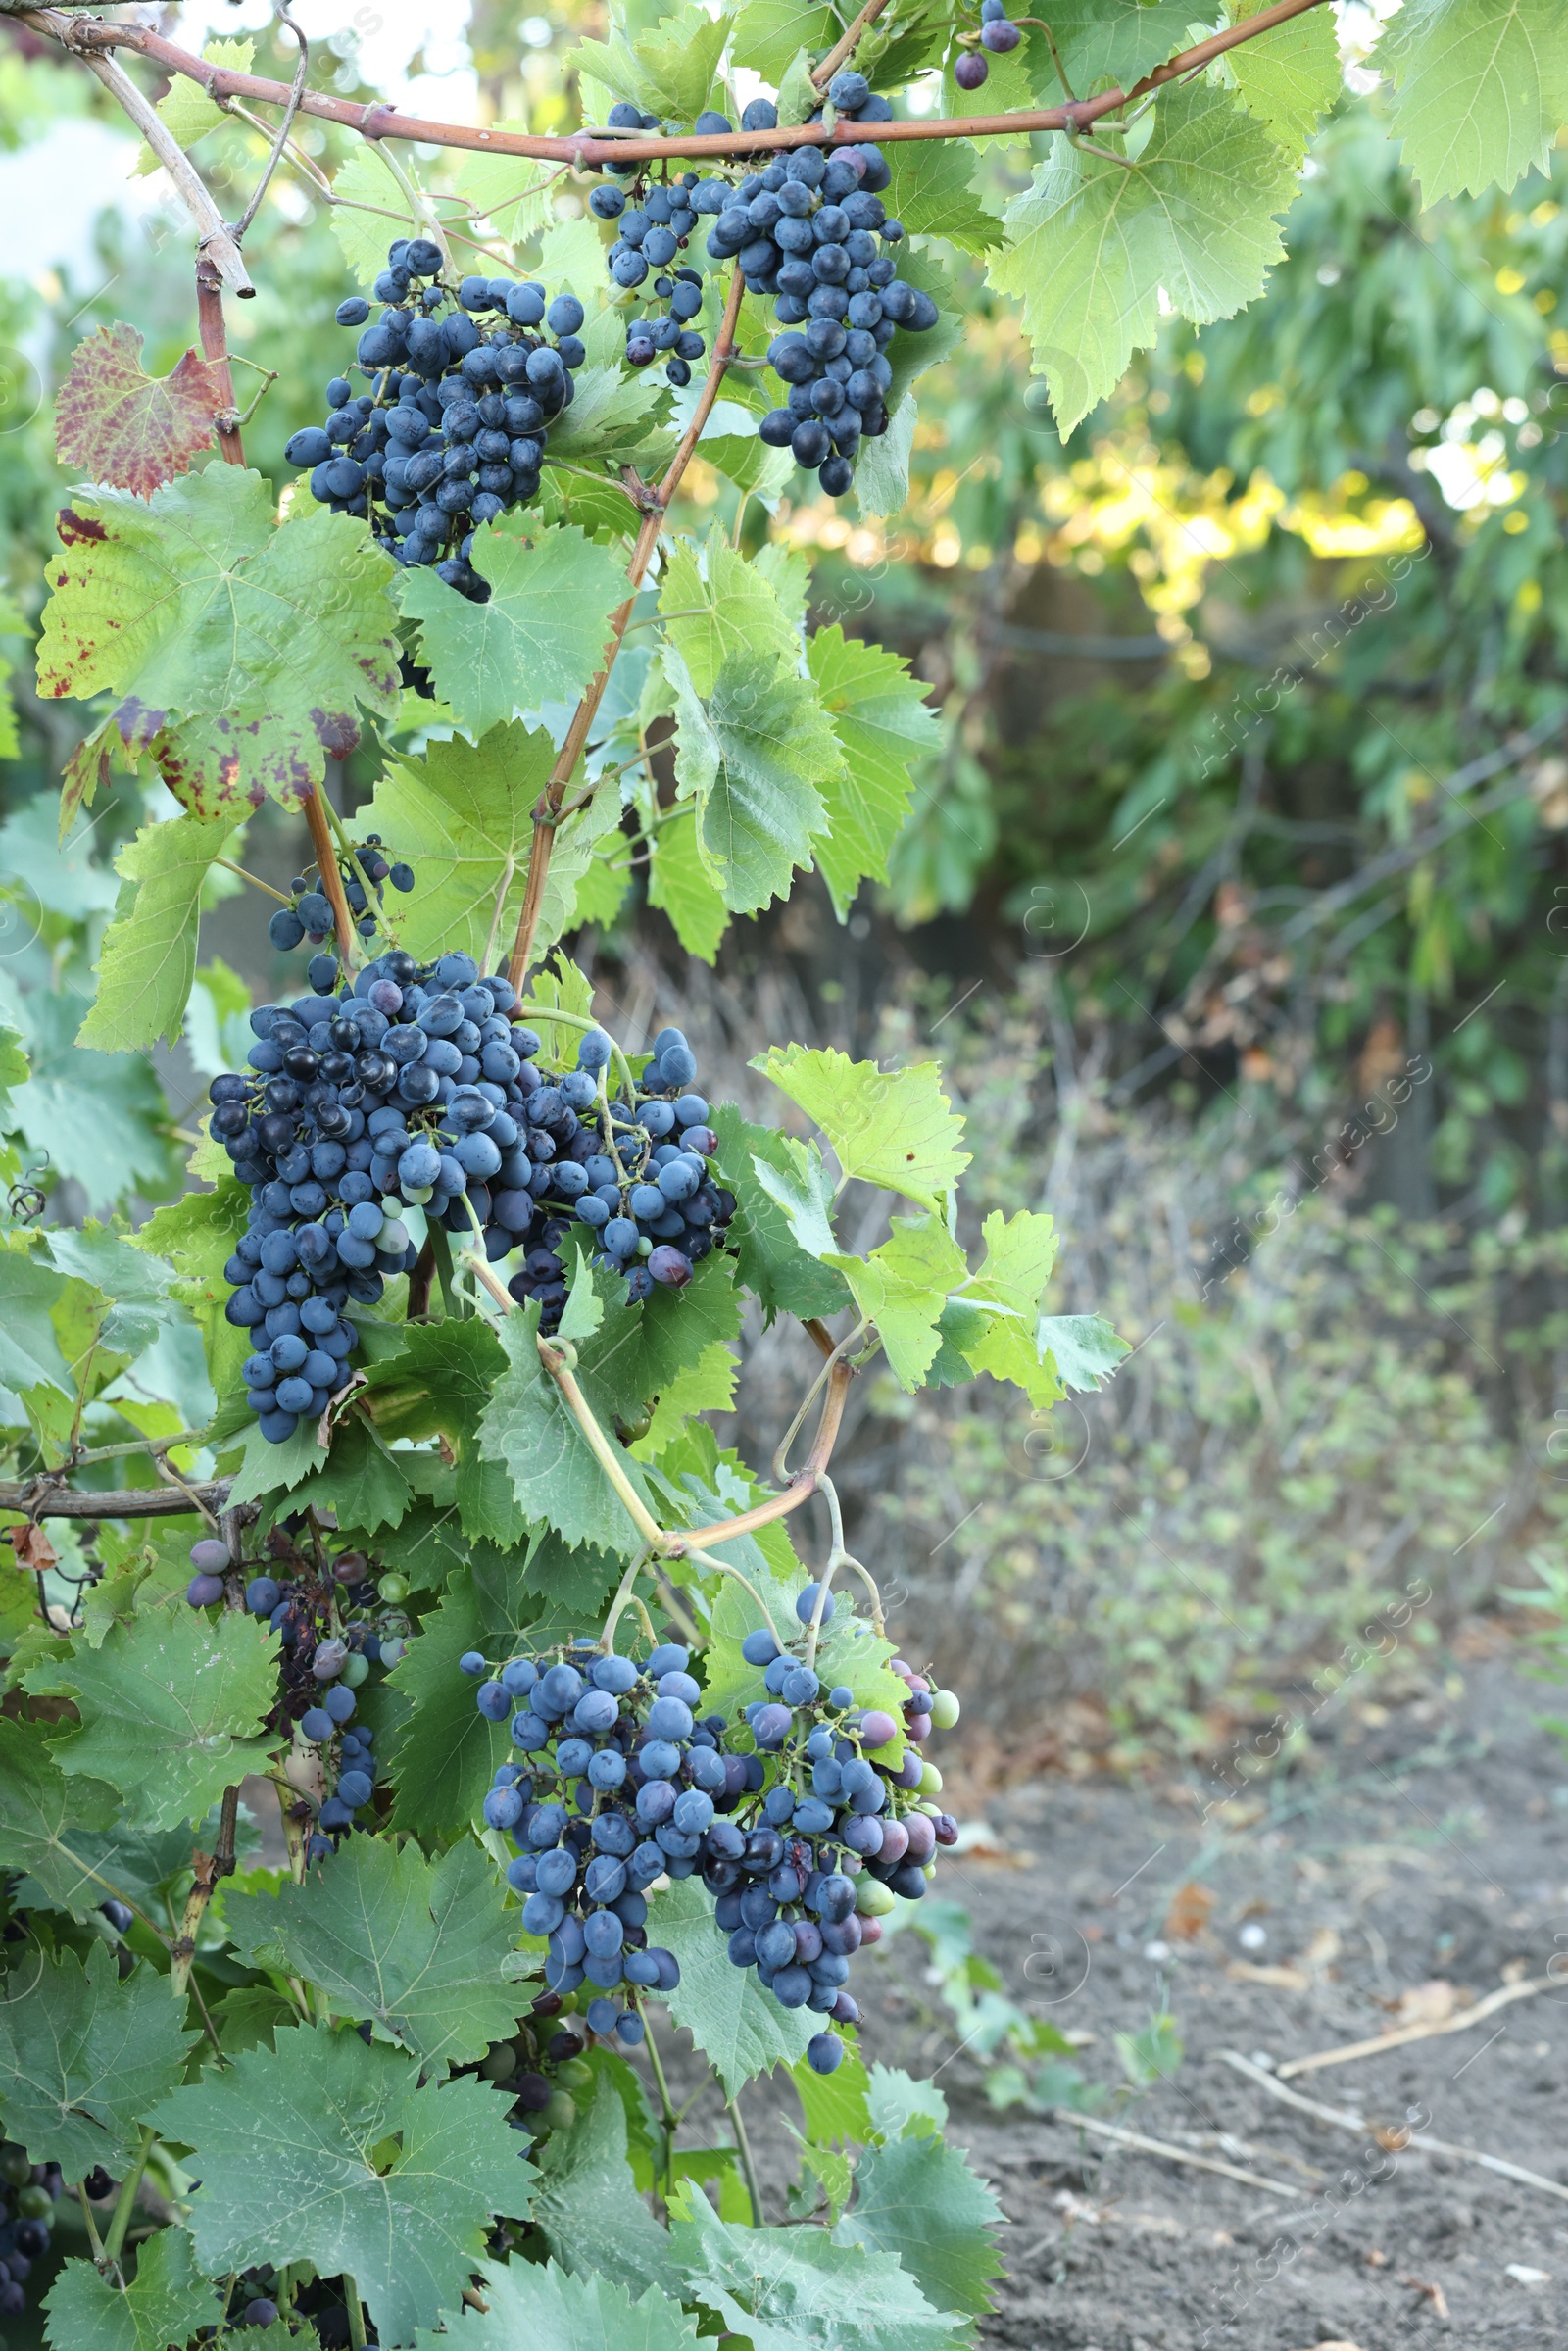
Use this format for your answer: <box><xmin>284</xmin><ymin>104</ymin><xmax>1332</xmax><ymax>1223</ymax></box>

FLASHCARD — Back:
<box><xmin>55</xmin><ymin>323</ymin><xmax>226</xmax><ymax>500</ymax></box>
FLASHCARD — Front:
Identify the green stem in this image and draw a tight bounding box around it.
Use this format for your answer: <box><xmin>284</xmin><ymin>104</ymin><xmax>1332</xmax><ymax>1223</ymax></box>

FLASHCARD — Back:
<box><xmin>429</xmin><ymin>1223</ymin><xmax>459</xmax><ymax>1318</ymax></box>
<box><xmin>102</xmin><ymin>2129</ymin><xmax>155</xmax><ymax>2267</ymax></box>
<box><xmin>601</xmin><ymin>1545</ymin><xmax>654</xmax><ymax>1651</ymax></box>
<box><xmin>639</xmin><ymin>2002</ymin><xmax>679</xmax><ymax>2202</ymax></box>
<box><xmin>726</xmin><ymin>2086</ymin><xmax>765</xmax><ymax>2226</ymax></box>
<box><xmin>514</xmin><ymin>999</ymin><xmax>638</xmax><ymax>1107</ymax></box>
<box><xmin>76</xmin><ymin>2180</ymin><xmax>105</xmax><ymax>2263</ymax></box>
<box><xmin>214</xmin><ymin>856</ymin><xmax>292</xmax><ymax>905</ymax></box>
<box><xmin>344</xmin><ymin>2274</ymin><xmax>368</xmax><ymax>2350</ymax></box>
<box><xmin>319</xmin><ymin>796</ymin><xmax>400</xmax><ymax>953</ymax></box>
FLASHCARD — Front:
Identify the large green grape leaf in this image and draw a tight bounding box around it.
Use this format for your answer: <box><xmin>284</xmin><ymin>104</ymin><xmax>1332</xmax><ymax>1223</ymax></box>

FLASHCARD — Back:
<box><xmin>414</xmin><ymin>2259</ymin><xmax>703</xmax><ymax>2351</ymax></box>
<box><xmin>382</xmin><ymin>1564</ymin><xmax>534</xmax><ymax>1841</ymax></box>
<box><xmin>988</xmin><ymin>86</ymin><xmax>1299</xmax><ymax>437</ymax></box>
<box><xmin>1225</xmin><ymin>0</ymin><xmax>1342</xmax><ymax>158</ymax></box>
<box><xmin>0</xmin><ymin>1946</ymin><xmax>198</xmax><ymax>2179</ymax></box>
<box><xmin>881</xmin><ymin>140</ymin><xmax>1002</xmax><ymax>252</ymax></box>
<box><xmin>37</xmin><ymin>465</ymin><xmax>400</xmax><ymax>816</ymax></box>
<box><xmin>566</xmin><ymin>4</ymin><xmax>732</xmax><ymax>120</ymax></box>
<box><xmin>1381</xmin><ymin>0</ymin><xmax>1568</xmax><ymax>199</ymax></box>
<box><xmin>953</xmin><ymin>1207</ymin><xmax>1063</xmax><ymax>1405</ymax></box>
<box><xmin>358</xmin><ymin>724</ymin><xmax>556</xmax><ymax>966</ymax></box>
<box><xmin>824</xmin><ymin>1216</ymin><xmax>968</xmax><ymax>1392</ymax></box>
<box><xmin>223</xmin><ymin>1834</ymin><xmax>527</xmax><ymax>2068</ymax></box>
<box><xmin>529</xmin><ymin>2074</ymin><xmax>683</xmax><ymax>2297</ymax></box>
<box><xmin>0</xmin><ymin>1719</ymin><xmax>122</xmax><ymax>1913</ymax></box>
<box><xmin>1025</xmin><ymin>0</ymin><xmax>1192</xmax><ymax>94</ymax></box>
<box><xmin>664</xmin><ymin>646</ymin><xmax>844</xmax><ymax>915</ymax></box>
<box><xmin>77</xmin><ymin>810</ymin><xmax>231</xmax><ymax>1052</ymax></box>
<box><xmin>150</xmin><ymin>2025</ymin><xmax>530</xmax><ymax>2348</ymax></box>
<box><xmin>329</xmin><ymin>143</ymin><xmax>420</xmax><ymax>286</ymax></box>
<box><xmin>754</xmin><ymin>1044</ymin><xmax>971</xmax><ymax>1209</ymax></box>
<box><xmin>731</xmin><ymin>0</ymin><xmax>835</xmax><ymax>80</ymax></box>
<box><xmin>652</xmin><ymin>1877</ymin><xmax>815</xmax><ymax>2092</ymax></box>
<box><xmin>43</xmin><ymin>2228</ymin><xmax>220</xmax><ymax>2351</ymax></box>
<box><xmin>808</xmin><ymin>628</ymin><xmax>939</xmax><ymax>921</ymax></box>
<box><xmin>646</xmin><ymin>808</ymin><xmax>731</xmax><ymax>962</ymax></box>
<box><xmin>475</xmin><ymin>1298</ymin><xmax>656</xmax><ymax>1556</ymax></box>
<box><xmin>134</xmin><ymin>34</ymin><xmax>255</xmax><ymax>162</ymax></box>
<box><xmin>659</xmin><ymin>528</ymin><xmax>799</xmax><ymax>699</ymax></box>
<box><xmin>38</xmin><ymin>1606</ymin><xmax>278</xmax><ymax>1830</ymax></box>
<box><xmin>396</xmin><ymin>519</ymin><xmax>626</xmax><ymax>741</ymax></box>
<box><xmin>835</xmin><ymin>2134</ymin><xmax>1003</xmax><ymax>2329</ymax></box>
<box><xmin>668</xmin><ymin>2181</ymin><xmax>962</xmax><ymax>2351</ymax></box>
<box><xmin>452</xmin><ymin>138</ymin><xmax>560</xmax><ymax>247</ymax></box>
<box><xmin>708</xmin><ymin>1105</ymin><xmax>853</xmax><ymax>1325</ymax></box>
<box><xmin>0</xmin><ymin>1238</ymin><xmax>73</xmax><ymax>1395</ymax></box>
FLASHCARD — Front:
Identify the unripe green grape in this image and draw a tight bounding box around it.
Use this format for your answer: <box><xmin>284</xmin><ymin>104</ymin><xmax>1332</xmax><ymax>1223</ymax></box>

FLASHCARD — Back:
<box><xmin>929</xmin><ymin>1689</ymin><xmax>960</xmax><ymax>1730</ymax></box>
<box><xmin>856</xmin><ymin>1878</ymin><xmax>896</xmax><ymax>1916</ymax></box>
<box><xmin>545</xmin><ymin>2090</ymin><xmax>577</xmax><ymax>2131</ymax></box>
<box><xmin>341</xmin><ymin>1651</ymin><xmax>370</xmax><ymax>1688</ymax></box>
<box><xmin>379</xmin><ymin>1637</ymin><xmax>405</xmax><ymax>1667</ymax></box>
<box><xmin>17</xmin><ymin>2183</ymin><xmax>54</xmax><ymax>2219</ymax></box>
<box><xmin>478</xmin><ymin>2042</ymin><xmax>517</xmax><ymax>2082</ymax></box>
<box><xmin>918</xmin><ymin>1760</ymin><xmax>944</xmax><ymax>1795</ymax></box>
<box><xmin>0</xmin><ymin>2147</ymin><xmax>31</xmax><ymax>2187</ymax></box>
<box><xmin>378</xmin><ymin>1572</ymin><xmax>409</xmax><ymax>1604</ymax></box>
<box><xmin>556</xmin><ymin>2057</ymin><xmax>593</xmax><ymax>2093</ymax></box>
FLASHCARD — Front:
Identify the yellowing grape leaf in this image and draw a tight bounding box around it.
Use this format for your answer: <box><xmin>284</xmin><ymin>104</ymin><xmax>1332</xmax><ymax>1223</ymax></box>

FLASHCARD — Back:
<box><xmin>754</xmin><ymin>1044</ymin><xmax>971</xmax><ymax>1209</ymax></box>
<box><xmin>37</xmin><ymin>465</ymin><xmax>399</xmax><ymax>816</ymax></box>
<box><xmin>55</xmin><ymin>323</ymin><xmax>226</xmax><ymax>499</ymax></box>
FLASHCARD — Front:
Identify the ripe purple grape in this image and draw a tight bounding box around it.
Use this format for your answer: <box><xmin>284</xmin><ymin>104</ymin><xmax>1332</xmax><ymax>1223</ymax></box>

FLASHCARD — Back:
<box><xmin>955</xmin><ymin>50</ymin><xmax>989</xmax><ymax>87</ymax></box>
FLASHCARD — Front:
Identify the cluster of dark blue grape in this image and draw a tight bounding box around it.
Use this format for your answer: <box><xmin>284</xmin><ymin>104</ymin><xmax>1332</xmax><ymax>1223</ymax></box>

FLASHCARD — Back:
<box><xmin>0</xmin><ymin>2145</ymin><xmax>62</xmax><ymax>2321</ymax></box>
<box><xmin>183</xmin><ymin>1528</ymin><xmax>407</xmax><ymax>1863</ymax></box>
<box><xmin>688</xmin><ymin>74</ymin><xmax>934</xmax><ymax>498</ymax></box>
<box><xmin>717</xmin><ymin>1585</ymin><xmax>959</xmax><ymax>2070</ymax></box>
<box><xmin>956</xmin><ymin>0</ymin><xmax>1022</xmax><ymax>87</ymax></box>
<box><xmin>268</xmin><ymin>834</ymin><xmax>415</xmax><ymax>956</ymax></box>
<box><xmin>283</xmin><ymin>236</ymin><xmax>588</xmax><ymax>603</ymax></box>
<box><xmin>465</xmin><ymin>1639</ymin><xmax>706</xmax><ymax>2046</ymax></box>
<box><xmin>514</xmin><ymin>1021</ymin><xmax>733</xmax><ymax>1333</ymax></box>
<box><xmin>466</xmin><ymin>1598</ymin><xmax>958</xmax><ymax>2077</ymax></box>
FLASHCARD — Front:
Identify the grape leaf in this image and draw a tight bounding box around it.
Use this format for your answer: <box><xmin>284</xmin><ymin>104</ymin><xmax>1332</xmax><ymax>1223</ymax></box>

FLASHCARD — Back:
<box><xmin>150</xmin><ymin>2025</ymin><xmax>530</xmax><ymax>2348</ymax></box>
<box><xmin>653</xmin><ymin>1877</ymin><xmax>815</xmax><ymax>2092</ymax></box>
<box><xmin>708</xmin><ymin>1104</ymin><xmax>853</xmax><ymax>1324</ymax></box>
<box><xmin>77</xmin><ymin>810</ymin><xmax>230</xmax><ymax>1052</ymax></box>
<box><xmin>414</xmin><ymin>2259</ymin><xmax>703</xmax><ymax>2351</ymax></box>
<box><xmin>0</xmin><ymin>1719</ymin><xmax>122</xmax><ymax>1915</ymax></box>
<box><xmin>329</xmin><ymin>144</ymin><xmax>421</xmax><ymax>288</ymax></box>
<box><xmin>0</xmin><ymin>1239</ymin><xmax>73</xmax><ymax>1394</ymax></box>
<box><xmin>566</xmin><ymin>5</ymin><xmax>732</xmax><ymax>121</ymax></box>
<box><xmin>825</xmin><ymin>1216</ymin><xmax>967</xmax><ymax>1392</ymax></box>
<box><xmin>476</xmin><ymin>1297</ymin><xmax>655</xmax><ymax>1555</ymax></box>
<box><xmin>668</xmin><ymin>2181</ymin><xmax>962</xmax><ymax>2351</ymax></box>
<box><xmin>396</xmin><ymin>519</ymin><xmax>626</xmax><ymax>740</ymax></box>
<box><xmin>1381</xmin><ymin>0</ymin><xmax>1568</xmax><ymax>199</ymax></box>
<box><xmin>359</xmin><ymin>724</ymin><xmax>556</xmax><ymax>968</ymax></box>
<box><xmin>731</xmin><ymin>0</ymin><xmax>836</xmax><ymax>81</ymax></box>
<box><xmin>1025</xmin><ymin>0</ymin><xmax>1191</xmax><ymax>95</ymax></box>
<box><xmin>882</xmin><ymin>140</ymin><xmax>1002</xmax><ymax>252</ymax></box>
<box><xmin>1225</xmin><ymin>0</ymin><xmax>1342</xmax><ymax>157</ymax></box>
<box><xmin>1037</xmin><ymin>1311</ymin><xmax>1129</xmax><ymax>1392</ymax></box>
<box><xmin>664</xmin><ymin>646</ymin><xmax>843</xmax><ymax>914</ymax></box>
<box><xmin>0</xmin><ymin>1945</ymin><xmax>198</xmax><ymax>2178</ymax></box>
<box><xmin>751</xmin><ymin>1135</ymin><xmax>839</xmax><ymax>1259</ymax></box>
<box><xmin>755</xmin><ymin>1044</ymin><xmax>971</xmax><ymax>1209</ymax></box>
<box><xmin>39</xmin><ymin>1607</ymin><xmax>279</xmax><ymax>1831</ymax></box>
<box><xmin>988</xmin><ymin>85</ymin><xmax>1299</xmax><ymax>437</ymax></box>
<box><xmin>37</xmin><ymin>465</ymin><xmax>400</xmax><ymax>816</ymax></box>
<box><xmin>546</xmin><ymin>363</ymin><xmax>672</xmax><ymax>470</ymax></box>
<box><xmin>43</xmin><ymin>2227</ymin><xmax>220</xmax><ymax>2351</ymax></box>
<box><xmin>866</xmin><ymin>2062</ymin><xmax>947</xmax><ymax>2142</ymax></box>
<box><xmin>646</xmin><ymin>808</ymin><xmax>731</xmax><ymax>961</ymax></box>
<box><xmin>791</xmin><ymin>2045</ymin><xmax>875</xmax><ymax>2149</ymax></box>
<box><xmin>453</xmin><ymin>136</ymin><xmax>560</xmax><ymax>246</ymax></box>
<box><xmin>954</xmin><ymin>1207</ymin><xmax>1062</xmax><ymax>1405</ymax></box>
<box><xmin>630</xmin><ymin>1340</ymin><xmax>738</xmax><ymax>1459</ymax></box>
<box><xmin>381</xmin><ymin>1565</ymin><xmax>532</xmax><ymax>1840</ymax></box>
<box><xmin>834</xmin><ymin>2132</ymin><xmax>1004</xmax><ymax>2326</ymax></box>
<box><xmin>54</xmin><ymin>323</ymin><xmax>226</xmax><ymax>500</ymax></box>
<box><xmin>878</xmin><ymin>247</ymin><xmax>968</xmax><ymax>426</ymax></box>
<box><xmin>808</xmin><ymin>628</ymin><xmax>939</xmax><ymax>920</ymax></box>
<box><xmin>223</xmin><ymin>1834</ymin><xmax>528</xmax><ymax>2067</ymax></box>
<box><xmin>132</xmin><ymin>35</ymin><xmax>255</xmax><ymax>165</ymax></box>
<box><xmin>659</xmin><ymin>527</ymin><xmax>799</xmax><ymax>699</ymax></box>
<box><xmin>529</xmin><ymin>2074</ymin><xmax>683</xmax><ymax>2297</ymax></box>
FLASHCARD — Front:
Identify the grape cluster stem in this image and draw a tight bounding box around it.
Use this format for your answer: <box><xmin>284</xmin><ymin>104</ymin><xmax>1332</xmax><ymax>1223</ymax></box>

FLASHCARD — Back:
<box><xmin>506</xmin><ymin>265</ymin><xmax>750</xmax><ymax>989</ymax></box>
<box><xmin>170</xmin><ymin>1782</ymin><xmax>240</xmax><ymax>1995</ymax></box>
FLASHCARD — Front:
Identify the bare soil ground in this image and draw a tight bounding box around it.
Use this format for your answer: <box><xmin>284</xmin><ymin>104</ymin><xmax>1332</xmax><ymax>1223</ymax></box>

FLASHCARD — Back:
<box><xmin>837</xmin><ymin>1642</ymin><xmax>1568</xmax><ymax>2351</ymax></box>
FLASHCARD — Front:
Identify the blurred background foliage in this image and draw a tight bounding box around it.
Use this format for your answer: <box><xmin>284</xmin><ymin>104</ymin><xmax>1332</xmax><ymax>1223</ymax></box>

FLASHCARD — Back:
<box><xmin>0</xmin><ymin>1</ymin><xmax>1563</xmax><ymax>1756</ymax></box>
